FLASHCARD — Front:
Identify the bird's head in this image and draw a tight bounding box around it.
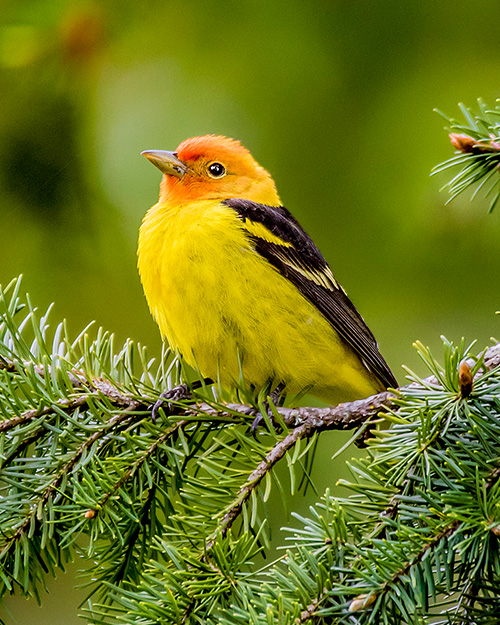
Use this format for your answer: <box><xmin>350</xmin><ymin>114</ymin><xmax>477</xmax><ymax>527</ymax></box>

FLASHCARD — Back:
<box><xmin>142</xmin><ymin>135</ymin><xmax>281</xmax><ymax>206</ymax></box>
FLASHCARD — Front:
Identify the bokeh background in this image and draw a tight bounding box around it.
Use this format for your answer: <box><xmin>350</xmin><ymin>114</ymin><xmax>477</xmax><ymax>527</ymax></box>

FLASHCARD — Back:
<box><xmin>2</xmin><ymin>0</ymin><xmax>500</xmax><ymax>623</ymax></box>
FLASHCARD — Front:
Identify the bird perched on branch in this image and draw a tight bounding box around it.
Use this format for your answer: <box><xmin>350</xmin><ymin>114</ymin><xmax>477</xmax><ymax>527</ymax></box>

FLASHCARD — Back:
<box><xmin>138</xmin><ymin>135</ymin><xmax>397</xmax><ymax>406</ymax></box>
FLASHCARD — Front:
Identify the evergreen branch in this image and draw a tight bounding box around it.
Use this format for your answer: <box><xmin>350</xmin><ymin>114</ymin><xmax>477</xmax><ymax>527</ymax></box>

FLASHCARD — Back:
<box><xmin>91</xmin><ymin>419</ymin><xmax>187</xmax><ymax>518</ymax></box>
<box><xmin>216</xmin><ymin>424</ymin><xmax>312</xmax><ymax>540</ymax></box>
<box><xmin>191</xmin><ymin>390</ymin><xmax>396</xmax><ymax>431</ymax></box>
<box><xmin>2</xmin><ymin>324</ymin><xmax>497</xmax><ymax>447</ymax></box>
<box><xmin>0</xmin><ymin>355</ymin><xmax>142</xmax><ymax>411</ymax></box>
<box><xmin>1</xmin><ymin>352</ymin><xmax>393</xmax><ymax>437</ymax></box>
<box><xmin>347</xmin><ymin>453</ymin><xmax>500</xmax><ymax>618</ymax></box>
<box><xmin>0</xmin><ymin>404</ymin><xmax>141</xmax><ymax>559</ymax></box>
<box><xmin>289</xmin><ymin>492</ymin><xmax>403</xmax><ymax>623</ymax></box>
<box><xmin>340</xmin><ymin>341</ymin><xmax>498</xmax><ymax>560</ymax></box>
<box><xmin>347</xmin><ymin>520</ymin><xmax>462</xmax><ymax>616</ymax></box>
<box><xmin>179</xmin><ymin>392</ymin><xmax>396</xmax><ymax>622</ymax></box>
<box><xmin>0</xmin><ymin>395</ymin><xmax>90</xmax><ymax>432</ymax></box>
<box><xmin>214</xmin><ymin>393</ymin><xmax>393</xmax><ymax>542</ymax></box>
<box><xmin>433</xmin><ymin>100</ymin><xmax>500</xmax><ymax>211</ymax></box>
<box><xmin>2</xmin><ymin>347</ymin><xmax>396</xmax><ymax>433</ymax></box>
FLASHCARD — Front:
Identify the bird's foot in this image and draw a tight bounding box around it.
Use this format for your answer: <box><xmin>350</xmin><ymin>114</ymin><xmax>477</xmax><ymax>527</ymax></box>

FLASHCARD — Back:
<box><xmin>250</xmin><ymin>411</ymin><xmax>268</xmax><ymax>435</ymax></box>
<box><xmin>250</xmin><ymin>382</ymin><xmax>285</xmax><ymax>436</ymax></box>
<box><xmin>151</xmin><ymin>384</ymin><xmax>191</xmax><ymax>421</ymax></box>
<box><xmin>151</xmin><ymin>378</ymin><xmax>213</xmax><ymax>421</ymax></box>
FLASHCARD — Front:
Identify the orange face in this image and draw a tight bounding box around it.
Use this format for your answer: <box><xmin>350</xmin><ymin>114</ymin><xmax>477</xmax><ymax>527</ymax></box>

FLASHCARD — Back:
<box><xmin>142</xmin><ymin>135</ymin><xmax>281</xmax><ymax>206</ymax></box>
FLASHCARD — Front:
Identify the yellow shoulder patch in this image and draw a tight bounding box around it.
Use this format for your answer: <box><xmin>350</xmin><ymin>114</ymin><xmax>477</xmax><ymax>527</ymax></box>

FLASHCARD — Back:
<box><xmin>243</xmin><ymin>220</ymin><xmax>293</xmax><ymax>248</ymax></box>
<box><xmin>242</xmin><ymin>216</ymin><xmax>345</xmax><ymax>293</ymax></box>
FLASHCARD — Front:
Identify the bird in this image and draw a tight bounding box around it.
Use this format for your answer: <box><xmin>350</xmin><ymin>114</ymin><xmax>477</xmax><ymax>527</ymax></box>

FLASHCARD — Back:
<box><xmin>138</xmin><ymin>135</ymin><xmax>397</xmax><ymax>407</ymax></box>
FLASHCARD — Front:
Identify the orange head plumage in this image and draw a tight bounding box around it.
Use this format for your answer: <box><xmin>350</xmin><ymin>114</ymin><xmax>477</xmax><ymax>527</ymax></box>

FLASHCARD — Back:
<box><xmin>142</xmin><ymin>135</ymin><xmax>281</xmax><ymax>206</ymax></box>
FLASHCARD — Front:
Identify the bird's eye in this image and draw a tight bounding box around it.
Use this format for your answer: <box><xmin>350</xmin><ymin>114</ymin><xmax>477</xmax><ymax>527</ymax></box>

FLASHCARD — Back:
<box><xmin>207</xmin><ymin>162</ymin><xmax>226</xmax><ymax>178</ymax></box>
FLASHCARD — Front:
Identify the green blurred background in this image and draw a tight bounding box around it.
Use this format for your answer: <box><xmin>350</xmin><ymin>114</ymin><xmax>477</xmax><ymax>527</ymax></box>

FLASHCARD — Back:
<box><xmin>2</xmin><ymin>0</ymin><xmax>500</xmax><ymax>622</ymax></box>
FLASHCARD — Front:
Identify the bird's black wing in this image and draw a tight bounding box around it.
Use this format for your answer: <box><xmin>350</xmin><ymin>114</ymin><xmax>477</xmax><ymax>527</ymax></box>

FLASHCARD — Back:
<box><xmin>223</xmin><ymin>198</ymin><xmax>398</xmax><ymax>389</ymax></box>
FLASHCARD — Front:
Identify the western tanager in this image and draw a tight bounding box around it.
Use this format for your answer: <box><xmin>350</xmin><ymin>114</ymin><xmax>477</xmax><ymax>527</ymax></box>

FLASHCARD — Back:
<box><xmin>138</xmin><ymin>135</ymin><xmax>397</xmax><ymax>404</ymax></box>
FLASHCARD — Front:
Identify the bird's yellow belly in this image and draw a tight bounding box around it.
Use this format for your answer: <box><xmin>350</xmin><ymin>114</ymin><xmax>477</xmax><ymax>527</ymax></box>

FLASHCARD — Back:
<box><xmin>138</xmin><ymin>202</ymin><xmax>381</xmax><ymax>404</ymax></box>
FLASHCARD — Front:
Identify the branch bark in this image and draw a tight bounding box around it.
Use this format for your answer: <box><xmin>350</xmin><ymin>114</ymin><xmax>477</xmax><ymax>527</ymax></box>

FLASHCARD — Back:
<box><xmin>3</xmin><ymin>343</ymin><xmax>498</xmax><ymax>438</ymax></box>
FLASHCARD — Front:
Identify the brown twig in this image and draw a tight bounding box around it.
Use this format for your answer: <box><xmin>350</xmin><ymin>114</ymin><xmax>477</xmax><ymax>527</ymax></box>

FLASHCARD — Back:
<box><xmin>3</xmin><ymin>343</ymin><xmax>499</xmax><ymax>438</ymax></box>
<box><xmin>192</xmin><ymin>390</ymin><xmax>396</xmax><ymax>432</ymax></box>
<box><xmin>213</xmin><ymin>393</ymin><xmax>393</xmax><ymax>542</ymax></box>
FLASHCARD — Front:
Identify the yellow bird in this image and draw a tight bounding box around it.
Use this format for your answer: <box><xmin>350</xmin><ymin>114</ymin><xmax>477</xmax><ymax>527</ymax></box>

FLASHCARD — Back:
<box><xmin>138</xmin><ymin>135</ymin><xmax>397</xmax><ymax>405</ymax></box>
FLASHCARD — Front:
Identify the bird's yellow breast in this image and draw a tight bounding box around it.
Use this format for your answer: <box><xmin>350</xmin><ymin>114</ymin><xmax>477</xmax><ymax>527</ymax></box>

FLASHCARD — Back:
<box><xmin>138</xmin><ymin>200</ymin><xmax>253</xmax><ymax>359</ymax></box>
<box><xmin>138</xmin><ymin>199</ymin><xmax>381</xmax><ymax>403</ymax></box>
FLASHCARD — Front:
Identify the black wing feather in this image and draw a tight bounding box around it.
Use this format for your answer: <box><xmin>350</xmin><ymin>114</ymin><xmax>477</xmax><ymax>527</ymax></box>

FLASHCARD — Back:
<box><xmin>223</xmin><ymin>198</ymin><xmax>398</xmax><ymax>389</ymax></box>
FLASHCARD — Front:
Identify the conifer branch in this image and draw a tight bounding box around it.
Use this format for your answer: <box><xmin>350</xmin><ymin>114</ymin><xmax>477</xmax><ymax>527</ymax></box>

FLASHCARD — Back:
<box><xmin>3</xmin><ymin>336</ymin><xmax>497</xmax><ymax>446</ymax></box>
<box><xmin>2</xmin><ymin>272</ymin><xmax>500</xmax><ymax>624</ymax></box>
<box><xmin>347</xmin><ymin>457</ymin><xmax>500</xmax><ymax>618</ymax></box>
<box><xmin>215</xmin><ymin>391</ymin><xmax>398</xmax><ymax>541</ymax></box>
<box><xmin>0</xmin><ymin>395</ymin><xmax>90</xmax><ymax>432</ymax></box>
<box><xmin>217</xmin><ymin>422</ymin><xmax>315</xmax><ymax>540</ymax></box>
<box><xmin>0</xmin><ymin>355</ymin><xmax>142</xmax><ymax>410</ymax></box>
<box><xmin>91</xmin><ymin>419</ymin><xmax>187</xmax><ymax>518</ymax></box>
<box><xmin>1</xmin><ymin>349</ymin><xmax>397</xmax><ymax>433</ymax></box>
<box><xmin>348</xmin><ymin>520</ymin><xmax>462</xmax><ymax>616</ymax></box>
<box><xmin>0</xmin><ymin>404</ymin><xmax>141</xmax><ymax>560</ymax></box>
<box><xmin>433</xmin><ymin>100</ymin><xmax>500</xmax><ymax>211</ymax></box>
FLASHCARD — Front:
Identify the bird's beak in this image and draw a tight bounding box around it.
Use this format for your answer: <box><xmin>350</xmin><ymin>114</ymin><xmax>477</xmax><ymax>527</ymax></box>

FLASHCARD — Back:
<box><xmin>141</xmin><ymin>150</ymin><xmax>189</xmax><ymax>179</ymax></box>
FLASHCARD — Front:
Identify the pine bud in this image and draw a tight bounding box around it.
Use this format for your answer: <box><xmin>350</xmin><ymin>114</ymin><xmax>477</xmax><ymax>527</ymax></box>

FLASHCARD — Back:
<box><xmin>449</xmin><ymin>133</ymin><xmax>500</xmax><ymax>155</ymax></box>
<box><xmin>449</xmin><ymin>133</ymin><xmax>477</xmax><ymax>153</ymax></box>
<box><xmin>85</xmin><ymin>509</ymin><xmax>96</xmax><ymax>519</ymax></box>
<box><xmin>459</xmin><ymin>361</ymin><xmax>473</xmax><ymax>398</ymax></box>
<box><xmin>349</xmin><ymin>593</ymin><xmax>376</xmax><ymax>612</ymax></box>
